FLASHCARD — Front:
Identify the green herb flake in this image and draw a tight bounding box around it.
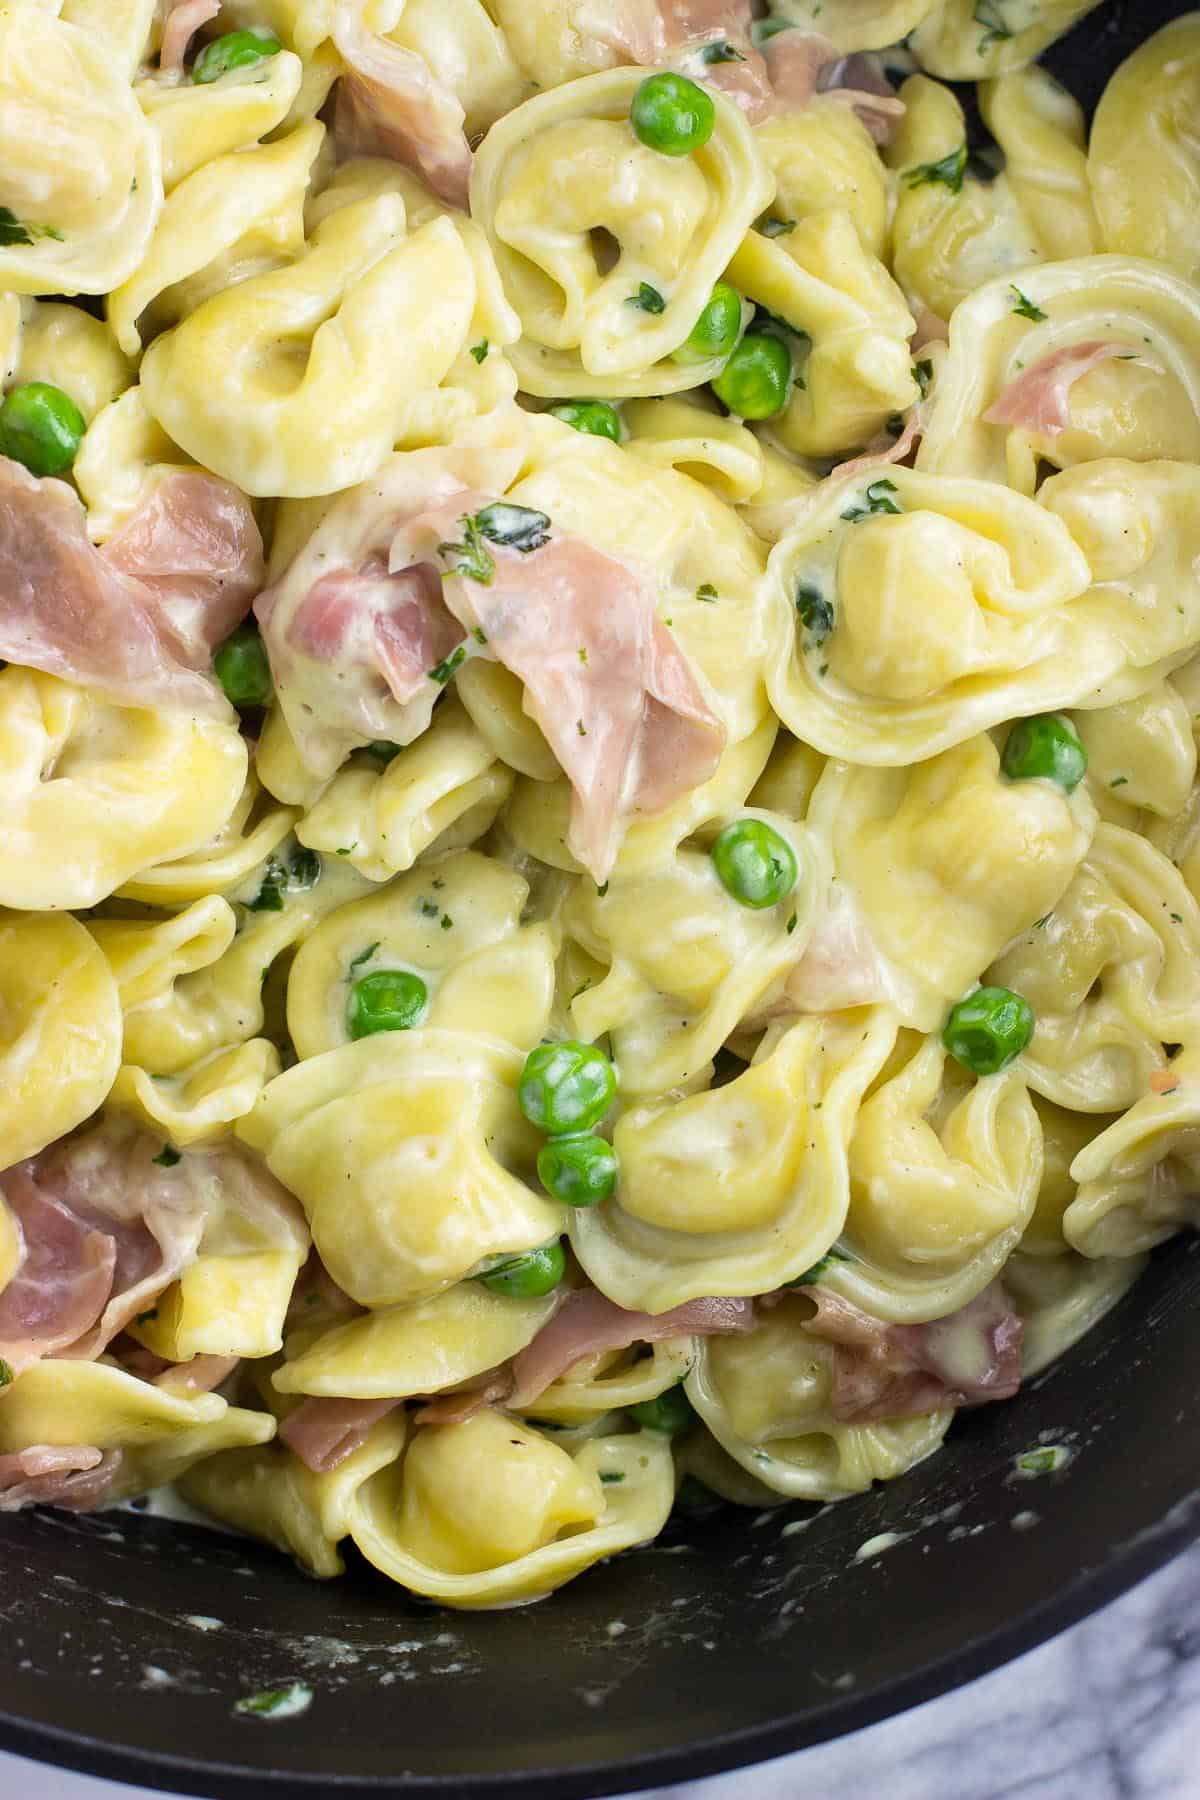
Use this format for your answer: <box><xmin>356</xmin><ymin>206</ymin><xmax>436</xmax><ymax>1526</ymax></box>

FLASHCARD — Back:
<box><xmin>700</xmin><ymin>38</ymin><xmax>745</xmax><ymax>63</ymax></box>
<box><xmin>135</xmin><ymin>1309</ymin><xmax>159</xmax><ymax>1327</ymax></box>
<box><xmin>596</xmin><ymin>881</ymin><xmax>609</xmax><ymax>897</ymax></box>
<box><xmin>696</xmin><ymin>582</ymin><xmax>719</xmax><ymax>602</ymax></box>
<box><xmin>841</xmin><ymin>478</ymin><xmax>903</xmax><ymax>523</ymax></box>
<box><xmin>475</xmin><ymin>502</ymin><xmax>551</xmax><ymax>554</ymax></box>
<box><xmin>786</xmin><ymin>911</ymin><xmax>798</xmax><ymax>935</ymax></box>
<box><xmin>576</xmin><ymin>719</ymin><xmax>587</xmax><ymax>737</ymax></box>
<box><xmin>419</xmin><ymin>899</ymin><xmax>440</xmax><ymax>919</ymax></box>
<box><xmin>1016</xmin><ymin>1445</ymin><xmax>1069</xmax><ymax>1477</ymax></box>
<box><xmin>1033</xmin><ymin>913</ymin><xmax>1052</xmax><ymax>929</ymax></box>
<box><xmin>599</xmin><ymin>1470</ymin><xmax>626</xmax><ymax>1484</ymax></box>
<box><xmin>440</xmin><ymin>913</ymin><xmax>454</xmax><ymax>931</ymax></box>
<box><xmin>759</xmin><ymin>216</ymin><xmax>795</xmax><ymax>238</ymax></box>
<box><xmin>233</xmin><ymin>1682</ymin><xmax>313</xmax><ymax>1720</ymax></box>
<box><xmin>348</xmin><ymin>942</ymin><xmax>380</xmax><ymax>973</ymax></box>
<box><xmin>629</xmin><ymin>282</ymin><xmax>666</xmax><ymax>315</ymax></box>
<box><xmin>974</xmin><ymin>0</ymin><xmax>1012</xmax><ymax>49</ymax></box>
<box><xmin>367</xmin><ymin>740</ymin><xmax>400</xmax><ymax>765</ymax></box>
<box><xmin>1110</xmin><ymin>775</ymin><xmax>1129</xmax><ymax>788</ymax></box>
<box><xmin>1010</xmin><ymin>285</ymin><xmax>1048</xmax><ymax>322</ymax></box>
<box><xmin>796</xmin><ymin>582</ymin><xmax>834</xmax><ymax>645</ymax></box>
<box><xmin>0</xmin><ymin>1358</ymin><xmax>12</xmax><ymax>1389</ymax></box>
<box><xmin>428</xmin><ymin>644</ymin><xmax>468</xmax><ymax>686</ymax></box>
<box><xmin>0</xmin><ymin>206</ymin><xmax>64</xmax><ymax>247</ymax></box>
<box><xmin>787</xmin><ymin>1247</ymin><xmax>849</xmax><ymax>1287</ymax></box>
<box><xmin>1170</xmin><ymin>912</ymin><xmax>1183</xmax><ymax>924</ymax></box>
<box><xmin>469</xmin><ymin>338</ymin><xmax>489</xmax><ymax>364</ymax></box>
<box><xmin>152</xmin><ymin>1146</ymin><xmax>181</xmax><ymax>1168</ymax></box>
<box><xmin>438</xmin><ymin>514</ymin><xmax>495</xmax><ymax>585</ymax></box>
<box><xmin>913</xmin><ymin>358</ymin><xmax>934</xmax><ymax>398</ymax></box>
<box><xmin>578</xmin><ymin>646</ymin><xmax>589</xmax><ymax>664</ymax></box>
<box><xmin>903</xmin><ymin>143</ymin><xmax>967</xmax><ymax>196</ymax></box>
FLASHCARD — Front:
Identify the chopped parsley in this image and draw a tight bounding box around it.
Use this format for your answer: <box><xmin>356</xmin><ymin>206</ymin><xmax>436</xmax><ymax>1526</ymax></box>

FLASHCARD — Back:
<box><xmin>903</xmin><ymin>143</ymin><xmax>967</xmax><ymax>196</ymax></box>
<box><xmin>469</xmin><ymin>338</ymin><xmax>489</xmax><ymax>364</ymax></box>
<box><xmin>0</xmin><ymin>206</ymin><xmax>64</xmax><ymax>247</ymax></box>
<box><xmin>599</xmin><ymin>1470</ymin><xmax>626</xmax><ymax>1484</ymax></box>
<box><xmin>348</xmin><ymin>942</ymin><xmax>380</xmax><ymax>973</ymax></box>
<box><xmin>428</xmin><ymin>644</ymin><xmax>468</xmax><ymax>686</ymax></box>
<box><xmin>788</xmin><ymin>1247</ymin><xmax>849</xmax><ymax>1287</ymax></box>
<box><xmin>0</xmin><ymin>1358</ymin><xmax>13</xmax><ymax>1388</ymax></box>
<box><xmin>596</xmin><ymin>880</ymin><xmax>609</xmax><ymax>897</ymax></box>
<box><xmin>1170</xmin><ymin>912</ymin><xmax>1183</xmax><ymax>924</ymax></box>
<box><xmin>700</xmin><ymin>39</ymin><xmax>745</xmax><ymax>63</ymax></box>
<box><xmin>419</xmin><ymin>899</ymin><xmax>440</xmax><ymax>919</ymax></box>
<box><xmin>476</xmin><ymin>502</ymin><xmax>551</xmax><ymax>553</ymax></box>
<box><xmin>1010</xmin><ymin>285</ymin><xmax>1048</xmax><ymax>322</ymax></box>
<box><xmin>1016</xmin><ymin>1445</ymin><xmax>1070</xmax><ymax>1476</ymax></box>
<box><xmin>135</xmin><ymin>1309</ymin><xmax>159</xmax><ymax>1327</ymax></box>
<box><xmin>796</xmin><ymin>582</ymin><xmax>834</xmax><ymax>645</ymax></box>
<box><xmin>576</xmin><ymin>719</ymin><xmax>587</xmax><ymax>737</ymax></box>
<box><xmin>841</xmin><ymin>478</ymin><xmax>902</xmax><ymax>522</ymax></box>
<box><xmin>438</xmin><ymin>514</ymin><xmax>494</xmax><ymax>585</ymax></box>
<box><xmin>913</xmin><ymin>358</ymin><xmax>934</xmax><ymax>398</ymax></box>
<box><xmin>974</xmin><ymin>0</ymin><xmax>1012</xmax><ymax>49</ymax></box>
<box><xmin>629</xmin><ymin>282</ymin><xmax>666</xmax><ymax>315</ymax></box>
<box><xmin>1033</xmin><ymin>913</ymin><xmax>1052</xmax><ymax>929</ymax></box>
<box><xmin>233</xmin><ymin>1683</ymin><xmax>313</xmax><ymax>1720</ymax></box>
<box><xmin>1109</xmin><ymin>775</ymin><xmax>1129</xmax><ymax>788</ymax></box>
<box><xmin>152</xmin><ymin>1146</ymin><xmax>181</xmax><ymax>1168</ymax></box>
<box><xmin>696</xmin><ymin>582</ymin><xmax>719</xmax><ymax>602</ymax></box>
<box><xmin>440</xmin><ymin>913</ymin><xmax>454</xmax><ymax>931</ymax></box>
<box><xmin>786</xmin><ymin>911</ymin><xmax>798</xmax><ymax>935</ymax></box>
<box><xmin>246</xmin><ymin>846</ymin><xmax>322</xmax><ymax>912</ymax></box>
<box><xmin>759</xmin><ymin>216</ymin><xmax>795</xmax><ymax>238</ymax></box>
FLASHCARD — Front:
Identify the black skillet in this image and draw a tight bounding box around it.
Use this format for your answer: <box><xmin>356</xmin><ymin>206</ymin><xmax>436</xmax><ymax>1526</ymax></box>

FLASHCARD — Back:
<box><xmin>2</xmin><ymin>3</ymin><xmax>1198</xmax><ymax>1793</ymax></box>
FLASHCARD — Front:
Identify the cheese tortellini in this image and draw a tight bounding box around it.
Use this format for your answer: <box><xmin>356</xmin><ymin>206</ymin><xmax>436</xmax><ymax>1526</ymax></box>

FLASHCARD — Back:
<box><xmin>0</xmin><ymin>0</ymin><xmax>1195</xmax><ymax>1615</ymax></box>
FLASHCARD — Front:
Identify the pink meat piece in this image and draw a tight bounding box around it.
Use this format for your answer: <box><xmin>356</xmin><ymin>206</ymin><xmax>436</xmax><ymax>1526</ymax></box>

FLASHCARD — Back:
<box><xmin>279</xmin><ymin>1396</ymin><xmax>400</xmax><ymax>1473</ymax></box>
<box><xmin>829</xmin><ymin>405</ymin><xmax>923</xmax><ymax>483</ymax></box>
<box><xmin>332</xmin><ymin>2</ymin><xmax>472</xmax><ymax>209</ymax></box>
<box><xmin>392</xmin><ymin>500</ymin><xmax>726</xmax><ymax>881</ymax></box>
<box><xmin>154</xmin><ymin>1353</ymin><xmax>240</xmax><ymax>1394</ymax></box>
<box><xmin>413</xmin><ymin>1370</ymin><xmax>515</xmax><ymax>1428</ymax></box>
<box><xmin>779</xmin><ymin>897</ymin><xmax>889</xmax><ymax>1014</ymax></box>
<box><xmin>101</xmin><ymin>472</ymin><xmax>264</xmax><ymax>668</ymax></box>
<box><xmin>0</xmin><ymin>1170</ymin><xmax>117</xmax><ymax>1379</ymax></box>
<box><xmin>802</xmin><ymin>1284</ymin><xmax>1024</xmax><ymax>1423</ymax></box>
<box><xmin>507</xmin><ymin>1287</ymin><xmax>757</xmax><ymax>1408</ymax></box>
<box><xmin>817</xmin><ymin>53</ymin><xmax>906</xmax><ymax>145</ymax></box>
<box><xmin>284</xmin><ymin>559</ymin><xmax>463</xmax><ymax>713</ymax></box>
<box><xmin>982</xmin><ymin>342</ymin><xmax>1142</xmax><ymax>437</ymax></box>
<box><xmin>0</xmin><ymin>1446</ymin><xmax>122</xmax><ymax>1514</ymax></box>
<box><xmin>912</xmin><ymin>307</ymin><xmax>950</xmax><ymax>349</ymax></box>
<box><xmin>159</xmin><ymin>0</ymin><xmax>221</xmax><ymax>73</ymax></box>
<box><xmin>0</xmin><ymin>458</ymin><xmax>236</xmax><ymax>716</ymax></box>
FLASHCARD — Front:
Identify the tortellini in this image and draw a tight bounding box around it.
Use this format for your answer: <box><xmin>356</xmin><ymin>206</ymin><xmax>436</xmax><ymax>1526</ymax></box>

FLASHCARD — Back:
<box><xmin>137</xmin><ymin>46</ymin><xmax>304</xmax><ymax>191</ymax></box>
<box><xmin>0</xmin><ymin>7</ymin><xmax>162</xmax><ymax>294</ymax></box>
<box><xmin>1065</xmin><ymin>1048</ymin><xmax>1200</xmax><ymax>1257</ymax></box>
<box><xmin>910</xmin><ymin>1</ymin><xmax>1104</xmax><ymax>80</ymax></box>
<box><xmin>472</xmin><ymin>69</ymin><xmax>772</xmax><ymax>396</ymax></box>
<box><xmin>9</xmin><ymin>299</ymin><xmax>134</xmax><ymax>423</ymax></box>
<box><xmin>349</xmin><ymin>1413</ymin><xmax>674</xmax><ymax>1607</ymax></box>
<box><xmin>686</xmin><ymin>1294</ymin><xmax>952</xmax><ymax>1499</ymax></box>
<box><xmin>0</xmin><ymin>910</ymin><xmax>122</xmax><ymax>1166</ymax></box>
<box><xmin>237</xmin><ymin>1030</ymin><xmax>562</xmax><ymax>1306</ymax></box>
<box><xmin>0</xmin><ymin>669</ymin><xmax>247</xmax><ymax>911</ymax></box>
<box><xmin>1088</xmin><ymin>15</ymin><xmax>1200</xmax><ymax>287</ymax></box>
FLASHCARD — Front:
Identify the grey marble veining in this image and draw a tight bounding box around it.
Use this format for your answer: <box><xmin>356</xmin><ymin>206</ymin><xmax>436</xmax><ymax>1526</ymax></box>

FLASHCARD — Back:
<box><xmin>4</xmin><ymin>1543</ymin><xmax>1199</xmax><ymax>1800</ymax></box>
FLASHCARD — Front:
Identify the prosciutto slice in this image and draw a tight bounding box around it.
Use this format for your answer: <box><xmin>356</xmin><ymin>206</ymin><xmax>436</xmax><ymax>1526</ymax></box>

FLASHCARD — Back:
<box><xmin>332</xmin><ymin>2</ymin><xmax>472</xmax><ymax>210</ymax></box>
<box><xmin>0</xmin><ymin>459</ymin><xmax>252</xmax><ymax>716</ymax></box>
<box><xmin>829</xmin><ymin>405</ymin><xmax>924</xmax><ymax>485</ymax></box>
<box><xmin>102</xmin><ymin>471</ymin><xmax>264</xmax><ymax>669</ymax></box>
<box><xmin>803</xmin><ymin>1284</ymin><xmax>1024</xmax><ymax>1423</ymax></box>
<box><xmin>0</xmin><ymin>1446</ymin><xmax>122</xmax><ymax>1514</ymax></box>
<box><xmin>392</xmin><ymin>499</ymin><xmax>726</xmax><ymax>881</ymax></box>
<box><xmin>159</xmin><ymin>0</ymin><xmax>221</xmax><ymax>73</ymax></box>
<box><xmin>982</xmin><ymin>343</ymin><xmax>1141</xmax><ymax>437</ymax></box>
<box><xmin>507</xmin><ymin>1287</ymin><xmax>757</xmax><ymax>1409</ymax></box>
<box><xmin>279</xmin><ymin>1396</ymin><xmax>400</xmax><ymax>1473</ymax></box>
<box><xmin>0</xmin><ymin>1171</ymin><xmax>117</xmax><ymax>1379</ymax></box>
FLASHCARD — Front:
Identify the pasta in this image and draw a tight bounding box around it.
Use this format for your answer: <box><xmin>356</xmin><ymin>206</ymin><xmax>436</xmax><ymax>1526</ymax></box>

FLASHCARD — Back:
<box><xmin>0</xmin><ymin>0</ymin><xmax>1194</xmax><ymax>1613</ymax></box>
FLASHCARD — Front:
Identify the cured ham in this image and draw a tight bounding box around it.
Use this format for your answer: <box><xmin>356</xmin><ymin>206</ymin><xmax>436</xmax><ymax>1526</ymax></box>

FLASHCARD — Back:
<box><xmin>159</xmin><ymin>0</ymin><xmax>221</xmax><ymax>74</ymax></box>
<box><xmin>392</xmin><ymin>499</ymin><xmax>726</xmax><ymax>881</ymax></box>
<box><xmin>279</xmin><ymin>1396</ymin><xmax>400</xmax><ymax>1473</ymax></box>
<box><xmin>507</xmin><ymin>1287</ymin><xmax>756</xmax><ymax>1408</ymax></box>
<box><xmin>802</xmin><ymin>1284</ymin><xmax>1024</xmax><ymax>1423</ymax></box>
<box><xmin>0</xmin><ymin>1171</ymin><xmax>117</xmax><ymax>1379</ymax></box>
<box><xmin>0</xmin><ymin>459</ymin><xmax>249</xmax><ymax>716</ymax></box>
<box><xmin>829</xmin><ymin>405</ymin><xmax>924</xmax><ymax>484</ymax></box>
<box><xmin>101</xmin><ymin>471</ymin><xmax>264</xmax><ymax>670</ymax></box>
<box><xmin>0</xmin><ymin>1446</ymin><xmax>122</xmax><ymax>1514</ymax></box>
<box><xmin>332</xmin><ymin>2</ymin><xmax>472</xmax><ymax>210</ymax></box>
<box><xmin>982</xmin><ymin>342</ymin><xmax>1141</xmax><ymax>437</ymax></box>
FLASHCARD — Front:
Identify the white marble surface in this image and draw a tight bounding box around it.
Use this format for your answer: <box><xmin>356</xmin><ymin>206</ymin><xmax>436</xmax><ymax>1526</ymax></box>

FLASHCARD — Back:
<box><xmin>4</xmin><ymin>1540</ymin><xmax>1198</xmax><ymax>1800</ymax></box>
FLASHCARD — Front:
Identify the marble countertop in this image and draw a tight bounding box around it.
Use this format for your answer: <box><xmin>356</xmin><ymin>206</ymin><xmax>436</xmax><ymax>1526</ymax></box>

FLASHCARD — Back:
<box><xmin>5</xmin><ymin>1540</ymin><xmax>1198</xmax><ymax>1800</ymax></box>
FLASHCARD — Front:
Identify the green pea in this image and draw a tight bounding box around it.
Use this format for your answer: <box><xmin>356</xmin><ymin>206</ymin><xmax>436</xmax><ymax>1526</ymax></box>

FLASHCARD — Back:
<box><xmin>347</xmin><ymin>969</ymin><xmax>428</xmax><ymax>1039</ymax></box>
<box><xmin>213</xmin><ymin>623</ymin><xmax>273</xmax><ymax>710</ymax></box>
<box><xmin>192</xmin><ymin>28</ymin><xmax>282</xmax><ymax>83</ymax></box>
<box><xmin>710</xmin><ymin>331</ymin><xmax>791</xmax><ymax>420</ymax></box>
<box><xmin>630</xmin><ymin>71</ymin><xmax>715</xmax><ymax>157</ymax></box>
<box><xmin>476</xmin><ymin>1241</ymin><xmax>566</xmax><ymax>1298</ymax></box>
<box><xmin>943</xmin><ymin>986</ymin><xmax>1035</xmax><ymax>1077</ymax></box>
<box><xmin>547</xmin><ymin>400</ymin><xmax>622</xmax><ymax>443</ymax></box>
<box><xmin>672</xmin><ymin>282</ymin><xmax>743</xmax><ymax>365</ymax></box>
<box><xmin>0</xmin><ymin>382</ymin><xmax>86</xmax><ymax>477</ymax></box>
<box><xmin>1001</xmin><ymin>714</ymin><xmax>1088</xmax><ymax>791</ymax></box>
<box><xmin>519</xmin><ymin>1040</ymin><xmax>616</xmax><ymax>1135</ymax></box>
<box><xmin>711</xmin><ymin>818</ymin><xmax>798</xmax><ymax>909</ymax></box>
<box><xmin>537</xmin><ymin>1134</ymin><xmax>617</xmax><ymax>1207</ymax></box>
<box><xmin>628</xmin><ymin>1383</ymin><xmax>694</xmax><ymax>1434</ymax></box>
